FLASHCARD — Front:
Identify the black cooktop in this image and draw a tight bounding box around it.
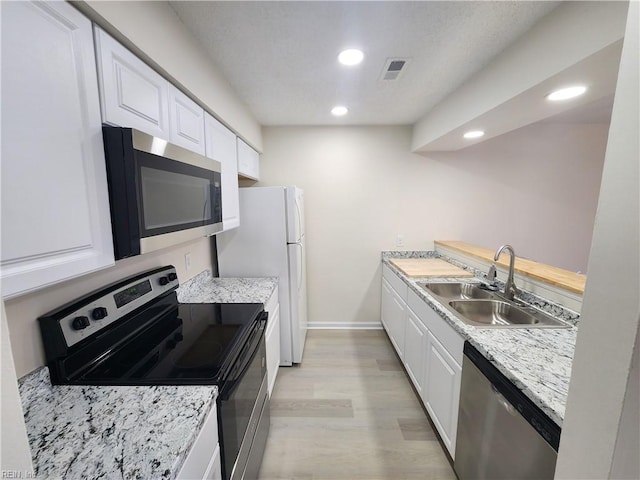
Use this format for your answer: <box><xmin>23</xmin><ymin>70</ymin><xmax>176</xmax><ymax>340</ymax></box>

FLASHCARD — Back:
<box><xmin>39</xmin><ymin>266</ymin><xmax>266</xmax><ymax>386</ymax></box>
<box><xmin>78</xmin><ymin>302</ymin><xmax>263</xmax><ymax>385</ymax></box>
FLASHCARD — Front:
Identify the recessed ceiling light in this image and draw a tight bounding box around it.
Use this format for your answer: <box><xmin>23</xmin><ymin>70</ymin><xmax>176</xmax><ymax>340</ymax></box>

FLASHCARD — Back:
<box><xmin>331</xmin><ymin>106</ymin><xmax>348</xmax><ymax>116</ymax></box>
<box><xmin>546</xmin><ymin>86</ymin><xmax>587</xmax><ymax>101</ymax></box>
<box><xmin>463</xmin><ymin>130</ymin><xmax>485</xmax><ymax>139</ymax></box>
<box><xmin>338</xmin><ymin>49</ymin><xmax>364</xmax><ymax>66</ymax></box>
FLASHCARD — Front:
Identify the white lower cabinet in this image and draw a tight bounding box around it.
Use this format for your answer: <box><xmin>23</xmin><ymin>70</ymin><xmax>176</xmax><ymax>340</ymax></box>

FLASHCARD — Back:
<box><xmin>403</xmin><ymin>308</ymin><xmax>427</xmax><ymax>396</ymax></box>
<box><xmin>264</xmin><ymin>288</ymin><xmax>281</xmax><ymax>396</ymax></box>
<box><xmin>177</xmin><ymin>403</ymin><xmax>221</xmax><ymax>480</ymax></box>
<box><xmin>381</xmin><ymin>278</ymin><xmax>407</xmax><ymax>360</ymax></box>
<box><xmin>1</xmin><ymin>1</ymin><xmax>114</xmax><ymax>298</ymax></box>
<box><xmin>381</xmin><ymin>264</ymin><xmax>464</xmax><ymax>459</ymax></box>
<box><xmin>203</xmin><ymin>444</ymin><xmax>222</xmax><ymax>480</ymax></box>
<box><xmin>423</xmin><ymin>331</ymin><xmax>462</xmax><ymax>456</ymax></box>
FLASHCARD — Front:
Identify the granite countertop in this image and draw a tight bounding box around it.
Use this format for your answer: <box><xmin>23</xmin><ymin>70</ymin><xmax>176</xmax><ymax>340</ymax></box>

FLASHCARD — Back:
<box><xmin>19</xmin><ymin>368</ymin><xmax>216</xmax><ymax>480</ymax></box>
<box><xmin>382</xmin><ymin>251</ymin><xmax>579</xmax><ymax>427</ymax></box>
<box><xmin>18</xmin><ymin>270</ymin><xmax>276</xmax><ymax>479</ymax></box>
<box><xmin>177</xmin><ymin>270</ymin><xmax>278</xmax><ymax>304</ymax></box>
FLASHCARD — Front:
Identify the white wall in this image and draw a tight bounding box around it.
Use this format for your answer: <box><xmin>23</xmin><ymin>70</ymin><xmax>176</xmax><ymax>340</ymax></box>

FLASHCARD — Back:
<box><xmin>412</xmin><ymin>0</ymin><xmax>627</xmax><ymax>151</ymax></box>
<box><xmin>556</xmin><ymin>1</ymin><xmax>639</xmax><ymax>476</ymax></box>
<box><xmin>258</xmin><ymin>122</ymin><xmax>607</xmax><ymax>327</ymax></box>
<box><xmin>4</xmin><ymin>237</ymin><xmax>213</xmax><ymax>378</ymax></box>
<box><xmin>76</xmin><ymin>1</ymin><xmax>262</xmax><ymax>151</ymax></box>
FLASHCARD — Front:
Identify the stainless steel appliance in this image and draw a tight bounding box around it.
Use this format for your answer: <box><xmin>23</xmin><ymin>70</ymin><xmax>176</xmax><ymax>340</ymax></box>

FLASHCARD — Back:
<box><xmin>102</xmin><ymin>127</ymin><xmax>222</xmax><ymax>259</ymax></box>
<box><xmin>454</xmin><ymin>342</ymin><xmax>560</xmax><ymax>480</ymax></box>
<box><xmin>38</xmin><ymin>266</ymin><xmax>269</xmax><ymax>480</ymax></box>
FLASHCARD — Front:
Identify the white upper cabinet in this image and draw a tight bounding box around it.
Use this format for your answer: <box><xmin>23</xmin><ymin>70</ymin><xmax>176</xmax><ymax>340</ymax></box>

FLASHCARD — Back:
<box><xmin>94</xmin><ymin>26</ymin><xmax>170</xmax><ymax>139</ymax></box>
<box><xmin>1</xmin><ymin>1</ymin><xmax>114</xmax><ymax>298</ymax></box>
<box><xmin>204</xmin><ymin>113</ymin><xmax>240</xmax><ymax>230</ymax></box>
<box><xmin>168</xmin><ymin>84</ymin><xmax>206</xmax><ymax>155</ymax></box>
<box><xmin>237</xmin><ymin>138</ymin><xmax>260</xmax><ymax>180</ymax></box>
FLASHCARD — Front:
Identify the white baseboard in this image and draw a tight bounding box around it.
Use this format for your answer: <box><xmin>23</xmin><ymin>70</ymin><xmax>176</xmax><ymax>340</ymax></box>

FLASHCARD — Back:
<box><xmin>307</xmin><ymin>322</ymin><xmax>383</xmax><ymax>330</ymax></box>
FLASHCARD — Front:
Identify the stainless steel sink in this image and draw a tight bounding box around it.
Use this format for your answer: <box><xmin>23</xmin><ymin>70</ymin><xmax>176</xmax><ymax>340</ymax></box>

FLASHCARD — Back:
<box><xmin>448</xmin><ymin>300</ymin><xmax>570</xmax><ymax>329</ymax></box>
<box><xmin>420</xmin><ymin>282</ymin><xmax>499</xmax><ymax>300</ymax></box>
<box><xmin>419</xmin><ymin>281</ymin><xmax>570</xmax><ymax>329</ymax></box>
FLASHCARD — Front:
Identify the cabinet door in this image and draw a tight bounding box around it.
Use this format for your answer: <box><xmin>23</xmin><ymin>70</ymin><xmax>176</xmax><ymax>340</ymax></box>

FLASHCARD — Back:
<box><xmin>203</xmin><ymin>444</ymin><xmax>222</xmax><ymax>480</ymax></box>
<box><xmin>265</xmin><ymin>303</ymin><xmax>281</xmax><ymax>396</ymax></box>
<box><xmin>381</xmin><ymin>278</ymin><xmax>407</xmax><ymax>358</ymax></box>
<box><xmin>1</xmin><ymin>1</ymin><xmax>114</xmax><ymax>298</ymax></box>
<box><xmin>94</xmin><ymin>27</ymin><xmax>170</xmax><ymax>138</ymax></box>
<box><xmin>205</xmin><ymin>114</ymin><xmax>240</xmax><ymax>230</ymax></box>
<box><xmin>380</xmin><ymin>278</ymin><xmax>393</xmax><ymax>331</ymax></box>
<box><xmin>177</xmin><ymin>404</ymin><xmax>219</xmax><ymax>480</ymax></box>
<box><xmin>424</xmin><ymin>331</ymin><xmax>462</xmax><ymax>458</ymax></box>
<box><xmin>168</xmin><ymin>84</ymin><xmax>206</xmax><ymax>155</ymax></box>
<box><xmin>404</xmin><ymin>308</ymin><xmax>427</xmax><ymax>395</ymax></box>
<box><xmin>237</xmin><ymin>138</ymin><xmax>260</xmax><ymax>180</ymax></box>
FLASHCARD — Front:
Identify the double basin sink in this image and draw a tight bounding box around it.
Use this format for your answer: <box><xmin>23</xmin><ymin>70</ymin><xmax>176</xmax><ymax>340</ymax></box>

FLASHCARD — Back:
<box><xmin>420</xmin><ymin>282</ymin><xmax>570</xmax><ymax>329</ymax></box>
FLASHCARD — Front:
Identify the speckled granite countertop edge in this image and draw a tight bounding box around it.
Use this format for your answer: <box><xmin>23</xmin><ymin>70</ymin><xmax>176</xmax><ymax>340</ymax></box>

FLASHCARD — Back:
<box><xmin>18</xmin><ymin>367</ymin><xmax>217</xmax><ymax>480</ymax></box>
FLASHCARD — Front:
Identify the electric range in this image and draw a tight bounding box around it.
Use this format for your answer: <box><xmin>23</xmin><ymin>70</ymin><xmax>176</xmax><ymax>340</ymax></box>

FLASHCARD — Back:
<box><xmin>38</xmin><ymin>265</ymin><xmax>270</xmax><ymax>480</ymax></box>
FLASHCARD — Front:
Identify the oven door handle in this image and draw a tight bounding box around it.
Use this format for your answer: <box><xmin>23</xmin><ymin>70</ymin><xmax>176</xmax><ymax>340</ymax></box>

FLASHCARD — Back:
<box><xmin>220</xmin><ymin>314</ymin><xmax>267</xmax><ymax>400</ymax></box>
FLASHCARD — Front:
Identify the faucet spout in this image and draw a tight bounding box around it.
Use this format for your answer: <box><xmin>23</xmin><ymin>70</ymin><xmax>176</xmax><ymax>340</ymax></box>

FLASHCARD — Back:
<box><xmin>494</xmin><ymin>244</ymin><xmax>518</xmax><ymax>300</ymax></box>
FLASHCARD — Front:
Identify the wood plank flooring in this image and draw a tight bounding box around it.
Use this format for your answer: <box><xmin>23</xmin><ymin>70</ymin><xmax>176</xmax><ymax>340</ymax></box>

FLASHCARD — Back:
<box><xmin>258</xmin><ymin>330</ymin><xmax>457</xmax><ymax>480</ymax></box>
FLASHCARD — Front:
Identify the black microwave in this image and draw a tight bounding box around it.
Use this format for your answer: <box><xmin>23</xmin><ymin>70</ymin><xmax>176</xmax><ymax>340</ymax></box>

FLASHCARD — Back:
<box><xmin>102</xmin><ymin>126</ymin><xmax>222</xmax><ymax>260</ymax></box>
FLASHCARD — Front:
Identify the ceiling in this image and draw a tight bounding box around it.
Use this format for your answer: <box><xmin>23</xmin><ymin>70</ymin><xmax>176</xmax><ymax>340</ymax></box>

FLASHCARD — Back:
<box><xmin>169</xmin><ymin>1</ymin><xmax>561</xmax><ymax>126</ymax></box>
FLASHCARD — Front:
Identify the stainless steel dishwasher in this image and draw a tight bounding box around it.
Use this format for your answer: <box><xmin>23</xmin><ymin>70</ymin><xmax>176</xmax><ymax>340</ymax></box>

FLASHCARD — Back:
<box><xmin>454</xmin><ymin>342</ymin><xmax>561</xmax><ymax>480</ymax></box>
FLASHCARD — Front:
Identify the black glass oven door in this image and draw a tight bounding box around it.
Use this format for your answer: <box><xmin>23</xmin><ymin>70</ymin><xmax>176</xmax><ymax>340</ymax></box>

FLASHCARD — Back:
<box><xmin>218</xmin><ymin>322</ymin><xmax>266</xmax><ymax>480</ymax></box>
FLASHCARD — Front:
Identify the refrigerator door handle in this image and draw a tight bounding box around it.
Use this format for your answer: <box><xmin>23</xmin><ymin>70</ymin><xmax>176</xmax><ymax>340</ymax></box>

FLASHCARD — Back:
<box><xmin>295</xmin><ymin>198</ymin><xmax>303</xmax><ymax>242</ymax></box>
<box><xmin>293</xmin><ymin>243</ymin><xmax>303</xmax><ymax>291</ymax></box>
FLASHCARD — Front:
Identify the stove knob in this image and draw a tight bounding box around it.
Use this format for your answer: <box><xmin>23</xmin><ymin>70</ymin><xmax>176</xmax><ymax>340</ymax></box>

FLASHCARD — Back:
<box><xmin>159</xmin><ymin>276</ymin><xmax>169</xmax><ymax>286</ymax></box>
<box><xmin>167</xmin><ymin>272</ymin><xmax>178</xmax><ymax>282</ymax></box>
<box><xmin>72</xmin><ymin>316</ymin><xmax>90</xmax><ymax>330</ymax></box>
<box><xmin>92</xmin><ymin>307</ymin><xmax>108</xmax><ymax>320</ymax></box>
<box><xmin>174</xmin><ymin>333</ymin><xmax>184</xmax><ymax>342</ymax></box>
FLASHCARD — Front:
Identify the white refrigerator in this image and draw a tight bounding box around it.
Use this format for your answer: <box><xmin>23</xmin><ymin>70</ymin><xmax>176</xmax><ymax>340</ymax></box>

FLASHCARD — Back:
<box><xmin>217</xmin><ymin>186</ymin><xmax>308</xmax><ymax>365</ymax></box>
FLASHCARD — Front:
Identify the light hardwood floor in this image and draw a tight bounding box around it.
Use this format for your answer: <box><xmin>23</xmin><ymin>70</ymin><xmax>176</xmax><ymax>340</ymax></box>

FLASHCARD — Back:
<box><xmin>258</xmin><ymin>330</ymin><xmax>457</xmax><ymax>480</ymax></box>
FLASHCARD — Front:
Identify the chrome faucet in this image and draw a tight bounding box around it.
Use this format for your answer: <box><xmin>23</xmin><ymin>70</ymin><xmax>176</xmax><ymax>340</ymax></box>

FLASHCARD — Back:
<box><xmin>494</xmin><ymin>244</ymin><xmax>519</xmax><ymax>300</ymax></box>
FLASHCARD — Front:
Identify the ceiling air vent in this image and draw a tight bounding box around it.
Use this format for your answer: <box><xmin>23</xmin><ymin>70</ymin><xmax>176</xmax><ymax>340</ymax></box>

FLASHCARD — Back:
<box><xmin>380</xmin><ymin>58</ymin><xmax>411</xmax><ymax>81</ymax></box>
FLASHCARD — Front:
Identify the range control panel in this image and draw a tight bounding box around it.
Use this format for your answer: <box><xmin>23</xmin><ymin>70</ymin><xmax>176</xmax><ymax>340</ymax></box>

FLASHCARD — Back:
<box><xmin>52</xmin><ymin>267</ymin><xmax>179</xmax><ymax>349</ymax></box>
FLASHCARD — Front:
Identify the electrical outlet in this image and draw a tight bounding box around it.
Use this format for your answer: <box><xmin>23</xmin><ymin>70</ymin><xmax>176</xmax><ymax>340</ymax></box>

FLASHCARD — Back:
<box><xmin>184</xmin><ymin>252</ymin><xmax>192</xmax><ymax>271</ymax></box>
<box><xmin>396</xmin><ymin>235</ymin><xmax>405</xmax><ymax>247</ymax></box>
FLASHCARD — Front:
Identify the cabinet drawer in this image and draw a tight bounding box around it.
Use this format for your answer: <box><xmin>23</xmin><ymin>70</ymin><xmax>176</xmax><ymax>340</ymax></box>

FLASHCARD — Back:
<box><xmin>382</xmin><ymin>264</ymin><xmax>408</xmax><ymax>301</ymax></box>
<box><xmin>408</xmin><ymin>288</ymin><xmax>464</xmax><ymax>364</ymax></box>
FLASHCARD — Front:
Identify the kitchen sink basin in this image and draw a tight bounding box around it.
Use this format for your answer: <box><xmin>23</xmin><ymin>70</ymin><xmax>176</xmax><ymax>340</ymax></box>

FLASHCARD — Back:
<box><xmin>419</xmin><ymin>282</ymin><xmax>500</xmax><ymax>301</ymax></box>
<box><xmin>448</xmin><ymin>300</ymin><xmax>570</xmax><ymax>329</ymax></box>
